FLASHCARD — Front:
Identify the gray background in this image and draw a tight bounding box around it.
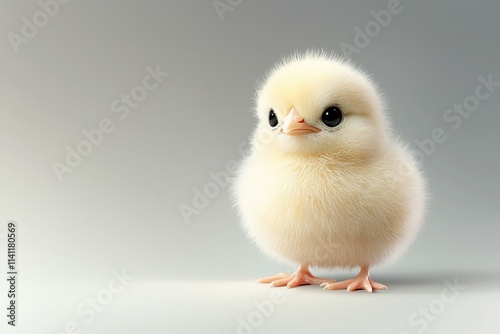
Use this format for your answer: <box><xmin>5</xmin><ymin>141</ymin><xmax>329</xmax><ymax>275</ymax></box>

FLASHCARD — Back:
<box><xmin>1</xmin><ymin>0</ymin><xmax>499</xmax><ymax>333</ymax></box>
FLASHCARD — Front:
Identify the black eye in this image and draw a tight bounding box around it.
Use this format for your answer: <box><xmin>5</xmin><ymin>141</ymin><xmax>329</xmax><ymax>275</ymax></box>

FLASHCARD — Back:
<box><xmin>321</xmin><ymin>106</ymin><xmax>342</xmax><ymax>127</ymax></box>
<box><xmin>269</xmin><ymin>109</ymin><xmax>278</xmax><ymax>127</ymax></box>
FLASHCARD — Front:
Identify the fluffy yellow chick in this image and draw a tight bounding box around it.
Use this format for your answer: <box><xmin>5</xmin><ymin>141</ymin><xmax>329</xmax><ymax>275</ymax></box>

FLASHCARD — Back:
<box><xmin>233</xmin><ymin>52</ymin><xmax>426</xmax><ymax>292</ymax></box>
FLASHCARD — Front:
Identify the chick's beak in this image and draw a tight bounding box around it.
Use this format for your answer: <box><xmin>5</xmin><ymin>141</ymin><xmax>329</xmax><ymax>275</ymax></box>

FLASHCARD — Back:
<box><xmin>280</xmin><ymin>108</ymin><xmax>320</xmax><ymax>136</ymax></box>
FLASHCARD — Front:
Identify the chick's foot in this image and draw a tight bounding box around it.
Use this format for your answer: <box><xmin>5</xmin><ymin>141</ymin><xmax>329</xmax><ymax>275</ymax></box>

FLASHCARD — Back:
<box><xmin>257</xmin><ymin>265</ymin><xmax>335</xmax><ymax>288</ymax></box>
<box><xmin>321</xmin><ymin>265</ymin><xmax>387</xmax><ymax>293</ymax></box>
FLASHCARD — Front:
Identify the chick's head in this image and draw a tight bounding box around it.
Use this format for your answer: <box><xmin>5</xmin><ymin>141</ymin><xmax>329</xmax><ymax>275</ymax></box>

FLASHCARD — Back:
<box><xmin>253</xmin><ymin>53</ymin><xmax>389</xmax><ymax>161</ymax></box>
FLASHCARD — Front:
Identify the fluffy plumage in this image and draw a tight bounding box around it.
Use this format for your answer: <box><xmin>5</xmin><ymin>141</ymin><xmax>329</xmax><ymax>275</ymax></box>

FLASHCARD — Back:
<box><xmin>233</xmin><ymin>52</ymin><xmax>426</xmax><ymax>292</ymax></box>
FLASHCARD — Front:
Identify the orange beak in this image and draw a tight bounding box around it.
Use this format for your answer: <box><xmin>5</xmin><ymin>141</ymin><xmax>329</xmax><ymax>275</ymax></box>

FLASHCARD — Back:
<box><xmin>280</xmin><ymin>108</ymin><xmax>321</xmax><ymax>136</ymax></box>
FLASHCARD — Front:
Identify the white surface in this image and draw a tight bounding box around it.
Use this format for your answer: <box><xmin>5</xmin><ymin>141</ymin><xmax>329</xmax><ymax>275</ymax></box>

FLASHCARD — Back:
<box><xmin>4</xmin><ymin>270</ymin><xmax>500</xmax><ymax>334</ymax></box>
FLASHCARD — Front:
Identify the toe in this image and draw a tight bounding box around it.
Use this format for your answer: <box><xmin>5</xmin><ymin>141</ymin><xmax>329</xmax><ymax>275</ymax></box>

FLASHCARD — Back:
<box><xmin>369</xmin><ymin>278</ymin><xmax>388</xmax><ymax>290</ymax></box>
<box><xmin>346</xmin><ymin>277</ymin><xmax>372</xmax><ymax>292</ymax></box>
<box><xmin>289</xmin><ymin>275</ymin><xmax>335</xmax><ymax>288</ymax></box>
<box><xmin>257</xmin><ymin>273</ymin><xmax>290</xmax><ymax>283</ymax></box>
<box><xmin>323</xmin><ymin>280</ymin><xmax>352</xmax><ymax>290</ymax></box>
<box><xmin>270</xmin><ymin>277</ymin><xmax>293</xmax><ymax>287</ymax></box>
<box><xmin>286</xmin><ymin>279</ymin><xmax>300</xmax><ymax>289</ymax></box>
<box><xmin>306</xmin><ymin>277</ymin><xmax>336</xmax><ymax>285</ymax></box>
<box><xmin>362</xmin><ymin>279</ymin><xmax>373</xmax><ymax>293</ymax></box>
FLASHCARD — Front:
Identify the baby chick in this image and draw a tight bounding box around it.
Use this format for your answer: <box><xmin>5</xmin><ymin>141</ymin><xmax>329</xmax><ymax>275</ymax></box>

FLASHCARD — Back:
<box><xmin>233</xmin><ymin>52</ymin><xmax>426</xmax><ymax>292</ymax></box>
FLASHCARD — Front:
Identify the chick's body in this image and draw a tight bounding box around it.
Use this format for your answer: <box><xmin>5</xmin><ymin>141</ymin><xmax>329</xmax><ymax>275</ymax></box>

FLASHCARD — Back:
<box><xmin>238</xmin><ymin>142</ymin><xmax>423</xmax><ymax>269</ymax></box>
<box><xmin>234</xmin><ymin>53</ymin><xmax>425</xmax><ymax>292</ymax></box>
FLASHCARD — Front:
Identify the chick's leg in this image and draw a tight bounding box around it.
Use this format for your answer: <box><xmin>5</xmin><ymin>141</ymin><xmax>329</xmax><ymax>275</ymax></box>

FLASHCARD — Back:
<box><xmin>321</xmin><ymin>265</ymin><xmax>387</xmax><ymax>292</ymax></box>
<box><xmin>257</xmin><ymin>263</ymin><xmax>335</xmax><ymax>288</ymax></box>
